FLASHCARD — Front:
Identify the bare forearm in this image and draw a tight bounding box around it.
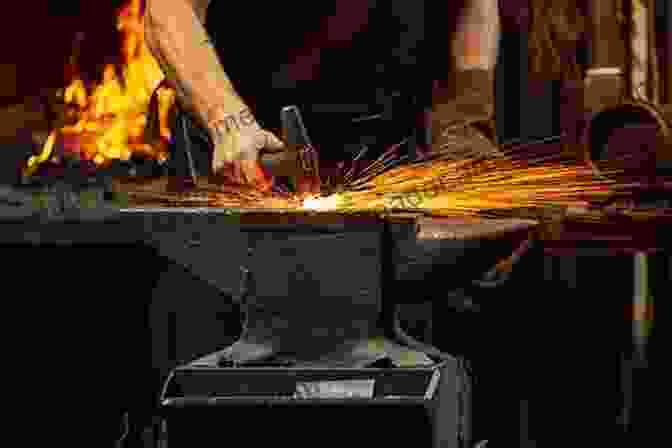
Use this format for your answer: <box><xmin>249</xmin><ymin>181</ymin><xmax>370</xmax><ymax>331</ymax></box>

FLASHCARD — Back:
<box><xmin>452</xmin><ymin>0</ymin><xmax>500</xmax><ymax>70</ymax></box>
<box><xmin>144</xmin><ymin>0</ymin><xmax>246</xmax><ymax>140</ymax></box>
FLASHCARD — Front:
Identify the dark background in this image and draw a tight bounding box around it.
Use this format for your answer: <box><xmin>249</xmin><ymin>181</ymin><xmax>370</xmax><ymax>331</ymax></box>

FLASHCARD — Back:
<box><xmin>3</xmin><ymin>1</ymin><xmax>666</xmax><ymax>446</ymax></box>
<box><xmin>0</xmin><ymin>0</ymin><xmax>561</xmax><ymax>143</ymax></box>
<box><xmin>0</xmin><ymin>1</ymin><xmax>125</xmax><ymax>105</ymax></box>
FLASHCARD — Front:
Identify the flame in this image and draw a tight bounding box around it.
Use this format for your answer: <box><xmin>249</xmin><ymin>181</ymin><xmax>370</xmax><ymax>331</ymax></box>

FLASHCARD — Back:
<box><xmin>27</xmin><ymin>0</ymin><xmax>175</xmax><ymax>175</ymax></box>
<box><xmin>24</xmin><ymin>132</ymin><xmax>58</xmax><ymax>177</ymax></box>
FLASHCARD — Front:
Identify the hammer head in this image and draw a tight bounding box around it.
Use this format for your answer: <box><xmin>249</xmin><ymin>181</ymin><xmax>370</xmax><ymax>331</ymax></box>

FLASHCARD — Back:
<box><xmin>259</xmin><ymin>106</ymin><xmax>320</xmax><ymax>188</ymax></box>
<box><xmin>259</xmin><ymin>145</ymin><xmax>305</xmax><ymax>177</ymax></box>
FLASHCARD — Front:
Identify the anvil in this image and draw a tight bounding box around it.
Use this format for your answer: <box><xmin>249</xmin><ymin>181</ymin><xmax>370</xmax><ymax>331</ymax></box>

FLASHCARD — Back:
<box><xmin>1</xmin><ymin>191</ymin><xmax>537</xmax><ymax>368</ymax></box>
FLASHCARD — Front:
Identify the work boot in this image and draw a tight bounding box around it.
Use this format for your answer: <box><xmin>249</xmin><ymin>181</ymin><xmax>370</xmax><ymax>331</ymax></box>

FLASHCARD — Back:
<box><xmin>430</xmin><ymin>69</ymin><xmax>503</xmax><ymax>160</ymax></box>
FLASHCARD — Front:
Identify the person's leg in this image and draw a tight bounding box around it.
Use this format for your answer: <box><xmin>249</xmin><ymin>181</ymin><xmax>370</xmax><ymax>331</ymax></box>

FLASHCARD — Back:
<box><xmin>431</xmin><ymin>0</ymin><xmax>501</xmax><ymax>159</ymax></box>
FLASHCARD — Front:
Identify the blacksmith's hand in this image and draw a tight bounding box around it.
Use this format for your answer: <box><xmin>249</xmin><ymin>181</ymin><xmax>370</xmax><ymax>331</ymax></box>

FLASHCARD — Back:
<box><xmin>209</xmin><ymin>107</ymin><xmax>284</xmax><ymax>187</ymax></box>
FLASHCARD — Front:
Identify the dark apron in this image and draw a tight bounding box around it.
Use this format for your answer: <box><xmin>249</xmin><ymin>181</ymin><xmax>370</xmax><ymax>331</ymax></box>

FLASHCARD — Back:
<box><xmin>204</xmin><ymin>0</ymin><xmax>433</xmax><ymax>163</ymax></box>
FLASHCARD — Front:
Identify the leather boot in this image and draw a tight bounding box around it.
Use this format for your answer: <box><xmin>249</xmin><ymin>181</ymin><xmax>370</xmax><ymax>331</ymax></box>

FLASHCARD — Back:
<box><xmin>430</xmin><ymin>69</ymin><xmax>502</xmax><ymax>160</ymax></box>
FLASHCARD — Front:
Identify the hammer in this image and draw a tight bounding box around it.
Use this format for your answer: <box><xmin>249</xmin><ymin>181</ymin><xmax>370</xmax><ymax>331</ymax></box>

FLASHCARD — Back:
<box><xmin>170</xmin><ymin>105</ymin><xmax>316</xmax><ymax>184</ymax></box>
<box><xmin>258</xmin><ymin>105</ymin><xmax>318</xmax><ymax>178</ymax></box>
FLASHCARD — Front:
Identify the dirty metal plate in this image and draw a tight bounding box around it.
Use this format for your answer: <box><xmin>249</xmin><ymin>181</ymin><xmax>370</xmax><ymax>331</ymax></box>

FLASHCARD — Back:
<box><xmin>247</xmin><ymin>229</ymin><xmax>383</xmax><ymax>311</ymax></box>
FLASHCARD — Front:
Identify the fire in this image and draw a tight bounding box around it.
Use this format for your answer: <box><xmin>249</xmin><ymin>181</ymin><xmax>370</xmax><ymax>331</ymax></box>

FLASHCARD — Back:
<box><xmin>26</xmin><ymin>0</ymin><xmax>175</xmax><ymax>176</ymax></box>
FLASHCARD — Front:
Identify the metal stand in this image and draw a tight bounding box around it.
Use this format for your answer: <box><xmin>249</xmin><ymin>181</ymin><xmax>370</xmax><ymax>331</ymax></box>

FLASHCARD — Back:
<box><xmin>620</xmin><ymin>251</ymin><xmax>654</xmax><ymax>435</ymax></box>
<box><xmin>158</xmin><ymin>220</ymin><xmax>472</xmax><ymax>448</ymax></box>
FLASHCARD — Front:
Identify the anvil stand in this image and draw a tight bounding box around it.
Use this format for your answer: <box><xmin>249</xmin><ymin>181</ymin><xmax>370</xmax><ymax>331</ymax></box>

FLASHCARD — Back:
<box><xmin>158</xmin><ymin>217</ymin><xmax>474</xmax><ymax>448</ymax></box>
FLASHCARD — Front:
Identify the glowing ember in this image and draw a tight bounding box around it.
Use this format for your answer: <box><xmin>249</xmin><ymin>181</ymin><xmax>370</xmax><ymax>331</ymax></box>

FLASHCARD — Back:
<box><xmin>26</xmin><ymin>0</ymin><xmax>175</xmax><ymax>175</ymax></box>
<box><xmin>301</xmin><ymin>194</ymin><xmax>340</xmax><ymax>211</ymax></box>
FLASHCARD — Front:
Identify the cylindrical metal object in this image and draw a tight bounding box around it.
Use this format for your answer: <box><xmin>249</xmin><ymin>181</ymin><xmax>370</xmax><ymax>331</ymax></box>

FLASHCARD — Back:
<box><xmin>632</xmin><ymin>251</ymin><xmax>652</xmax><ymax>361</ymax></box>
<box><xmin>583</xmin><ymin>100</ymin><xmax>672</xmax><ymax>175</ymax></box>
<box><xmin>584</xmin><ymin>67</ymin><xmax>626</xmax><ymax>115</ymax></box>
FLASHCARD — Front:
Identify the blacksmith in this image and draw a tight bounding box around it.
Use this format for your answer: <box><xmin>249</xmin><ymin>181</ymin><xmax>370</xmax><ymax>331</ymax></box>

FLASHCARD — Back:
<box><xmin>143</xmin><ymin>0</ymin><xmax>502</xmax><ymax>184</ymax></box>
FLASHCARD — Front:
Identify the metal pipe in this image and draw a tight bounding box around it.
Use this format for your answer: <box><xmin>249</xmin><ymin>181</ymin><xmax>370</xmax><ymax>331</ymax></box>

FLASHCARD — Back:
<box><xmin>632</xmin><ymin>251</ymin><xmax>651</xmax><ymax>361</ymax></box>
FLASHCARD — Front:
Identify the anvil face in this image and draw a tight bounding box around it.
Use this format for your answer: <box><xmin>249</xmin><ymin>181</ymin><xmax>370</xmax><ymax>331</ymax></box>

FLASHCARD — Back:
<box><xmin>242</xmin><ymin>229</ymin><xmax>384</xmax><ymax>357</ymax></box>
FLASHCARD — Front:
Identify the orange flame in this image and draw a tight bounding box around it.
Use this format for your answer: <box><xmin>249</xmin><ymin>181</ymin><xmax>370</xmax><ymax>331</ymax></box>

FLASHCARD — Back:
<box><xmin>28</xmin><ymin>0</ymin><xmax>175</xmax><ymax>174</ymax></box>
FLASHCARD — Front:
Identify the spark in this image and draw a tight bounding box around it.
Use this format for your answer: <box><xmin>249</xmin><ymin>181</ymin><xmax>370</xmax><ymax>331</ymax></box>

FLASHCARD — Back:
<box><xmin>301</xmin><ymin>194</ymin><xmax>340</xmax><ymax>211</ymax></box>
